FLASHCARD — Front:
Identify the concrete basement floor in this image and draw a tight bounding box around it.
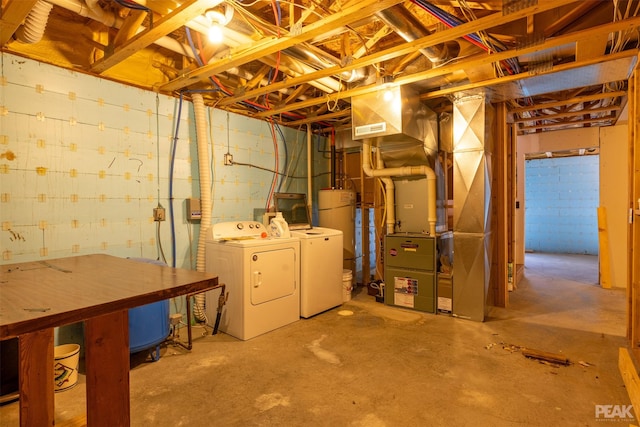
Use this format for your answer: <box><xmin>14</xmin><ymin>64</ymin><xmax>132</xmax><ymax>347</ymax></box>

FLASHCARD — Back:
<box><xmin>0</xmin><ymin>253</ymin><xmax>632</xmax><ymax>426</ymax></box>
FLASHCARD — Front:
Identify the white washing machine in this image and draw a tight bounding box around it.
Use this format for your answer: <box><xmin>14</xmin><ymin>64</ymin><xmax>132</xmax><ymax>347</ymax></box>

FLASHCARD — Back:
<box><xmin>291</xmin><ymin>227</ymin><xmax>344</xmax><ymax>318</ymax></box>
<box><xmin>205</xmin><ymin>221</ymin><xmax>300</xmax><ymax>340</ymax></box>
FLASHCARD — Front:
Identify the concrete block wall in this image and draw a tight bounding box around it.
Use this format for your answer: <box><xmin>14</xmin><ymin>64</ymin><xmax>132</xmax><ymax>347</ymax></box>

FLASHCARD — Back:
<box><xmin>524</xmin><ymin>155</ymin><xmax>599</xmax><ymax>254</ymax></box>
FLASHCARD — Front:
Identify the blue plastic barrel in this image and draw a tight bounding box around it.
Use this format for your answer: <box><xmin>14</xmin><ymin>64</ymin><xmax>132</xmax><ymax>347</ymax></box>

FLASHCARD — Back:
<box><xmin>127</xmin><ymin>258</ymin><xmax>170</xmax><ymax>360</ymax></box>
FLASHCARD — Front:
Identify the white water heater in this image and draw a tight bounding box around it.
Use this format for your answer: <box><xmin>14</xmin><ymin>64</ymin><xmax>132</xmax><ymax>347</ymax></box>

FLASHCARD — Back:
<box><xmin>318</xmin><ymin>189</ymin><xmax>356</xmax><ymax>271</ymax></box>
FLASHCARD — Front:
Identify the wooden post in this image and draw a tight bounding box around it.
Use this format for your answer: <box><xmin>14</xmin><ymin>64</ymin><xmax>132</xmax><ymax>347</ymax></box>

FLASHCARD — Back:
<box><xmin>493</xmin><ymin>102</ymin><xmax>509</xmax><ymax>307</ymax></box>
<box><xmin>85</xmin><ymin>310</ymin><xmax>130</xmax><ymax>427</ymax></box>
<box><xmin>598</xmin><ymin>206</ymin><xmax>612</xmax><ymax>289</ymax></box>
<box><xmin>629</xmin><ymin>66</ymin><xmax>640</xmax><ymax>352</ymax></box>
<box><xmin>19</xmin><ymin>329</ymin><xmax>54</xmax><ymax>427</ymax></box>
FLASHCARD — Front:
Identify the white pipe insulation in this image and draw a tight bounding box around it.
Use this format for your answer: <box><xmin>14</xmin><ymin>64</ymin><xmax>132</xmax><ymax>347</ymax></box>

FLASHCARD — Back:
<box><xmin>307</xmin><ymin>124</ymin><xmax>313</xmax><ymax>216</ymax></box>
<box><xmin>362</xmin><ymin>141</ymin><xmax>437</xmax><ymax>236</ymax></box>
<box><xmin>192</xmin><ymin>93</ymin><xmax>211</xmax><ymax>322</ymax></box>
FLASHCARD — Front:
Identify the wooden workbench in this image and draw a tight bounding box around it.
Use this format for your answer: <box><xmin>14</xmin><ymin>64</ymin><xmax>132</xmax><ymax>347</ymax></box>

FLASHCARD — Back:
<box><xmin>0</xmin><ymin>254</ymin><xmax>219</xmax><ymax>427</ymax></box>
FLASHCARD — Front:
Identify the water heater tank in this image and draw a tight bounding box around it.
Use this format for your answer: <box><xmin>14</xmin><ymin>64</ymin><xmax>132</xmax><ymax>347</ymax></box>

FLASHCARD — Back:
<box><xmin>318</xmin><ymin>189</ymin><xmax>356</xmax><ymax>271</ymax></box>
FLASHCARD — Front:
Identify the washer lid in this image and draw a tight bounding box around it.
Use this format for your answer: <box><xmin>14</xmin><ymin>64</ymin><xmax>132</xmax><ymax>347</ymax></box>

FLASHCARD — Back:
<box><xmin>273</xmin><ymin>193</ymin><xmax>312</xmax><ymax>231</ymax></box>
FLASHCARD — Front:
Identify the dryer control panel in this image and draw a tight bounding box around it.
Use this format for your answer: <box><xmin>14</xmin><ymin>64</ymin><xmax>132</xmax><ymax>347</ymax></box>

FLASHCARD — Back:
<box><xmin>208</xmin><ymin>221</ymin><xmax>268</xmax><ymax>241</ymax></box>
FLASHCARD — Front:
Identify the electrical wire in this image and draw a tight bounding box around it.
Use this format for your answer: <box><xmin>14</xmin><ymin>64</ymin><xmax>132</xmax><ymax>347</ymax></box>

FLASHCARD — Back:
<box><xmin>232</xmin><ymin>160</ymin><xmax>330</xmax><ymax>179</ymax></box>
<box><xmin>154</xmin><ymin>93</ymin><xmax>167</xmax><ymax>265</ymax></box>
<box><xmin>265</xmin><ymin>117</ymin><xmax>280</xmax><ymax>210</ymax></box>
<box><xmin>412</xmin><ymin>0</ymin><xmax>521</xmax><ymax>75</ymax></box>
<box><xmin>113</xmin><ymin>0</ymin><xmax>150</xmax><ymax>11</ymax></box>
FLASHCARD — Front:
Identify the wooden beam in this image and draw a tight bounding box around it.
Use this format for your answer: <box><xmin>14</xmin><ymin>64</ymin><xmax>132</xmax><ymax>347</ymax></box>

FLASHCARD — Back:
<box><xmin>629</xmin><ymin>65</ymin><xmax>640</xmax><ymax>345</ymax></box>
<box><xmin>112</xmin><ymin>9</ymin><xmax>148</xmax><ymax>48</ymax></box>
<box><xmin>282</xmin><ymin>84</ymin><xmax>310</xmax><ymax>105</ymax></box>
<box><xmin>244</xmin><ymin>65</ymin><xmax>272</xmax><ymax>91</ymax></box>
<box><xmin>285</xmin><ymin>110</ymin><xmax>351</xmax><ymax>126</ymax></box>
<box><xmin>494</xmin><ymin>102</ymin><xmax>509</xmax><ymax>307</ymax></box>
<box><xmin>509</xmin><ymin>122</ymin><xmax>517</xmax><ymax>290</ymax></box>
<box><xmin>220</xmin><ymin>0</ymin><xmax>580</xmax><ymax>110</ymax></box>
<box><xmin>353</xmin><ymin>25</ymin><xmax>392</xmax><ymax>59</ymax></box>
<box><xmin>511</xmin><ymin>91</ymin><xmax>627</xmax><ymax>114</ymax></box>
<box><xmin>514</xmin><ymin>106</ymin><xmax>622</xmax><ymax>123</ymax></box>
<box><xmin>518</xmin><ymin>114</ymin><xmax>617</xmax><ymax>131</ymax></box>
<box><xmin>19</xmin><ymin>329</ymin><xmax>54</xmax><ymax>426</ymax></box>
<box><xmin>421</xmin><ymin>50</ymin><xmax>637</xmax><ymax>101</ymax></box>
<box><xmin>91</xmin><ymin>0</ymin><xmax>221</xmax><ymax>74</ymax></box>
<box><xmin>257</xmin><ymin>9</ymin><xmax>636</xmax><ymax>118</ymax></box>
<box><xmin>598</xmin><ymin>206</ymin><xmax>612</xmax><ymax>289</ymax></box>
<box><xmin>544</xmin><ymin>0</ymin><xmax>601</xmax><ymax>37</ymax></box>
<box><xmin>0</xmin><ymin>0</ymin><xmax>39</xmax><ymax>47</ymax></box>
<box><xmin>160</xmin><ymin>0</ymin><xmax>407</xmax><ymax>92</ymax></box>
<box><xmin>619</xmin><ymin>348</ymin><xmax>640</xmax><ymax>413</ymax></box>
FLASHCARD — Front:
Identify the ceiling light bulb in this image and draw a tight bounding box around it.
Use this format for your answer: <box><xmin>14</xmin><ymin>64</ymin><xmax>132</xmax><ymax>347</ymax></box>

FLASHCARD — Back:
<box><xmin>383</xmin><ymin>88</ymin><xmax>394</xmax><ymax>102</ymax></box>
<box><xmin>208</xmin><ymin>23</ymin><xmax>223</xmax><ymax>44</ymax></box>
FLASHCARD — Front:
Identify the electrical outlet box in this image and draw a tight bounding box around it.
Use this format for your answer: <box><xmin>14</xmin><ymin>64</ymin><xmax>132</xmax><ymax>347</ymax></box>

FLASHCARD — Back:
<box><xmin>224</xmin><ymin>153</ymin><xmax>233</xmax><ymax>165</ymax></box>
<box><xmin>153</xmin><ymin>207</ymin><xmax>166</xmax><ymax>221</ymax></box>
<box><xmin>186</xmin><ymin>198</ymin><xmax>202</xmax><ymax>220</ymax></box>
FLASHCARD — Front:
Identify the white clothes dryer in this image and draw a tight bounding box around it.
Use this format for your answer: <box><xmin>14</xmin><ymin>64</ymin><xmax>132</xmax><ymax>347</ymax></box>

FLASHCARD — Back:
<box><xmin>205</xmin><ymin>221</ymin><xmax>300</xmax><ymax>340</ymax></box>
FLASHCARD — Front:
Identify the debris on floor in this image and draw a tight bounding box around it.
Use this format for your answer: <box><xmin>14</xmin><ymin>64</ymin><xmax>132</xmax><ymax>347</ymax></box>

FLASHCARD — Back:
<box><xmin>485</xmin><ymin>340</ymin><xmax>592</xmax><ymax>368</ymax></box>
<box><xmin>521</xmin><ymin>348</ymin><xmax>571</xmax><ymax>366</ymax></box>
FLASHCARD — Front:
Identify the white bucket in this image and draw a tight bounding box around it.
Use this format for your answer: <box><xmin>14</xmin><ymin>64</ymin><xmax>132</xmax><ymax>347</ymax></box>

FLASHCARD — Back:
<box><xmin>342</xmin><ymin>269</ymin><xmax>353</xmax><ymax>302</ymax></box>
<box><xmin>54</xmin><ymin>343</ymin><xmax>80</xmax><ymax>392</ymax></box>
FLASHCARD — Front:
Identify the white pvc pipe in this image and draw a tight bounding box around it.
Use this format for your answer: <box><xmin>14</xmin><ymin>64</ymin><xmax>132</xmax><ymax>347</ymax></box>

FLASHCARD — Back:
<box><xmin>192</xmin><ymin>93</ymin><xmax>211</xmax><ymax>321</ymax></box>
<box><xmin>362</xmin><ymin>141</ymin><xmax>437</xmax><ymax>236</ymax></box>
<box><xmin>375</xmin><ymin>148</ymin><xmax>396</xmax><ymax>235</ymax></box>
<box><xmin>47</xmin><ymin>0</ymin><xmax>123</xmax><ymax>27</ymax></box>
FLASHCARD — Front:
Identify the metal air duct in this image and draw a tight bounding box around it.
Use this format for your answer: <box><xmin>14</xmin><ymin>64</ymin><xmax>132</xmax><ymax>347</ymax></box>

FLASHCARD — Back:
<box><xmin>354</xmin><ymin>85</ymin><xmax>441</xmax><ymax>235</ymax></box>
<box><xmin>351</xmin><ymin>84</ymin><xmax>438</xmax><ymax>167</ymax></box>
<box><xmin>451</xmin><ymin>90</ymin><xmax>495</xmax><ymax>322</ymax></box>
<box><xmin>375</xmin><ymin>5</ymin><xmax>459</xmax><ymax>64</ymax></box>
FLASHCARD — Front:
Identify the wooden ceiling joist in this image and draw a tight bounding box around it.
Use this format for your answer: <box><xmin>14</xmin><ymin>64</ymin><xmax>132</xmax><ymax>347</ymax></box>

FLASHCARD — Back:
<box><xmin>0</xmin><ymin>0</ymin><xmax>40</xmax><ymax>47</ymax></box>
<box><xmin>511</xmin><ymin>90</ymin><xmax>627</xmax><ymax>113</ymax></box>
<box><xmin>519</xmin><ymin>114</ymin><xmax>617</xmax><ymax>131</ymax></box>
<box><xmin>514</xmin><ymin>105</ymin><xmax>622</xmax><ymax>123</ymax></box>
<box><xmin>90</xmin><ymin>0</ymin><xmax>220</xmax><ymax>74</ymax></box>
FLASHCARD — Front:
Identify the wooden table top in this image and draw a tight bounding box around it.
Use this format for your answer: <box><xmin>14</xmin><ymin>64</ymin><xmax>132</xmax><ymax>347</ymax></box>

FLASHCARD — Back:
<box><xmin>0</xmin><ymin>254</ymin><xmax>218</xmax><ymax>339</ymax></box>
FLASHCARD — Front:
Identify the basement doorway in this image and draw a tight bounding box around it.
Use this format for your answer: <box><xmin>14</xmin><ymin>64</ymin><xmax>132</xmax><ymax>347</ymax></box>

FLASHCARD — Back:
<box><xmin>524</xmin><ymin>153</ymin><xmax>600</xmax><ymax>286</ymax></box>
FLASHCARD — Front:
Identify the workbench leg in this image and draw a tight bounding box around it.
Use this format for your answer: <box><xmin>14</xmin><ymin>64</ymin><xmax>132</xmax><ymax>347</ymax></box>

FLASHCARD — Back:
<box><xmin>85</xmin><ymin>310</ymin><xmax>130</xmax><ymax>427</ymax></box>
<box><xmin>19</xmin><ymin>328</ymin><xmax>54</xmax><ymax>427</ymax></box>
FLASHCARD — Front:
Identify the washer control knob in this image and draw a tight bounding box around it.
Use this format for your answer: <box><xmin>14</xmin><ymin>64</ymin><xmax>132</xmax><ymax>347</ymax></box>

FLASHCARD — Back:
<box><xmin>236</xmin><ymin>223</ymin><xmax>244</xmax><ymax>230</ymax></box>
<box><xmin>249</xmin><ymin>223</ymin><xmax>254</xmax><ymax>229</ymax></box>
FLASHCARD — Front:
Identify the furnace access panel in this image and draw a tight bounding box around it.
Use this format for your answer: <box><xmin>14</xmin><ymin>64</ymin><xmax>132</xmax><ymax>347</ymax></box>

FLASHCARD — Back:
<box><xmin>384</xmin><ymin>234</ymin><xmax>436</xmax><ymax>313</ymax></box>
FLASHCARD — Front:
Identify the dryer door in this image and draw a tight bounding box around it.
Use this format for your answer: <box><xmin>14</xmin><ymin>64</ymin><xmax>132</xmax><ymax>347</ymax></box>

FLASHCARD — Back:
<box><xmin>250</xmin><ymin>247</ymin><xmax>296</xmax><ymax>305</ymax></box>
